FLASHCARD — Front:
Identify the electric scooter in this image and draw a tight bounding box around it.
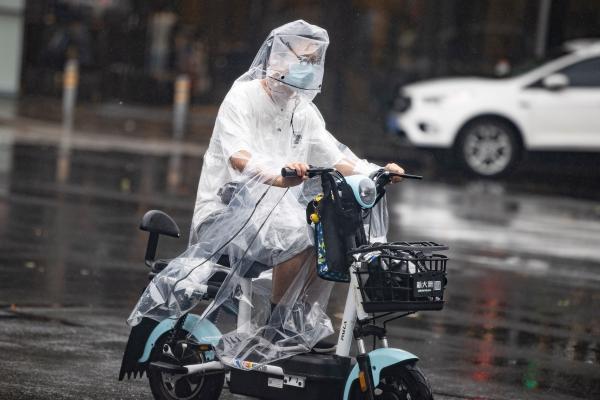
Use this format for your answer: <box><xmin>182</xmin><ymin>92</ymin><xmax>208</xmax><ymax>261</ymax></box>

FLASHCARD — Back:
<box><xmin>119</xmin><ymin>166</ymin><xmax>448</xmax><ymax>400</ymax></box>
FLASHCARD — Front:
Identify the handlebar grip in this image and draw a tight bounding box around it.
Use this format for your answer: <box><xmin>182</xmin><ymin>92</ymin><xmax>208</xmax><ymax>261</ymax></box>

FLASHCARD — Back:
<box><xmin>281</xmin><ymin>167</ymin><xmax>299</xmax><ymax>178</ymax></box>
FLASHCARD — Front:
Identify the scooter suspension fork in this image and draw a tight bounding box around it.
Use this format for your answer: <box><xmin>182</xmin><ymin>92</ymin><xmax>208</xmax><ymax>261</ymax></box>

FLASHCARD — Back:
<box><xmin>355</xmin><ymin>338</ymin><xmax>376</xmax><ymax>400</ymax></box>
<box><xmin>354</xmin><ymin>323</ymin><xmax>387</xmax><ymax>399</ymax></box>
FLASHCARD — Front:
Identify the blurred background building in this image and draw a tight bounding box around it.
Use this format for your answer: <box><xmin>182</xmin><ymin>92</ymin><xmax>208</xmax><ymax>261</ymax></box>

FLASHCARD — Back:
<box><xmin>1</xmin><ymin>0</ymin><xmax>599</xmax><ymax>145</ymax></box>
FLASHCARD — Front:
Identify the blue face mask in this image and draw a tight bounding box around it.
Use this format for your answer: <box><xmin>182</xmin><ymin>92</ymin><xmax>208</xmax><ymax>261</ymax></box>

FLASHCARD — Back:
<box><xmin>284</xmin><ymin>63</ymin><xmax>316</xmax><ymax>89</ymax></box>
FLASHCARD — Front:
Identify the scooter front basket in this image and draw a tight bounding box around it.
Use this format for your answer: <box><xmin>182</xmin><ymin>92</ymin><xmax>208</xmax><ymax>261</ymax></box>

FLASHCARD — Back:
<box><xmin>352</xmin><ymin>241</ymin><xmax>448</xmax><ymax>313</ymax></box>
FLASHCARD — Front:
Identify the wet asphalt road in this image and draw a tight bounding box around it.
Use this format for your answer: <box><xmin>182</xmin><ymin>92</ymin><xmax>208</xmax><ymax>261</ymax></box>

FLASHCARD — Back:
<box><xmin>0</xmin><ymin>142</ymin><xmax>599</xmax><ymax>400</ymax></box>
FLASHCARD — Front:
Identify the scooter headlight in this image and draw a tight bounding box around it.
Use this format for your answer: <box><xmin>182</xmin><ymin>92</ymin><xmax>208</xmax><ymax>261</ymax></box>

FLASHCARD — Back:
<box><xmin>356</xmin><ymin>178</ymin><xmax>376</xmax><ymax>208</ymax></box>
<box><xmin>345</xmin><ymin>175</ymin><xmax>377</xmax><ymax>208</ymax></box>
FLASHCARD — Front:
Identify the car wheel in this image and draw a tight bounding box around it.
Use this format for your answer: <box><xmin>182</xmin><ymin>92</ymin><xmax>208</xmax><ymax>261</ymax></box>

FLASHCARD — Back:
<box><xmin>456</xmin><ymin>119</ymin><xmax>521</xmax><ymax>177</ymax></box>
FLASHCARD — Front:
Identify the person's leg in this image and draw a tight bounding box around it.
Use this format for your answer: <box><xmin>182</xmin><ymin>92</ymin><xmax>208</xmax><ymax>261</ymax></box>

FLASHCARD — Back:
<box><xmin>271</xmin><ymin>247</ymin><xmax>317</xmax><ymax>305</ymax></box>
<box><xmin>270</xmin><ymin>247</ymin><xmax>337</xmax><ymax>351</ymax></box>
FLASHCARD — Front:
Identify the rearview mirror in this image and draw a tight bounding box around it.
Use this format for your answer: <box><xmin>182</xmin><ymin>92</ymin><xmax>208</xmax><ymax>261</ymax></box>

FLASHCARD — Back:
<box><xmin>543</xmin><ymin>73</ymin><xmax>569</xmax><ymax>91</ymax></box>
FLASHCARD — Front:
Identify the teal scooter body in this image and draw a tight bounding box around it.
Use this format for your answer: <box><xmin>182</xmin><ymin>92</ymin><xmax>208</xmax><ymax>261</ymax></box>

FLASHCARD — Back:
<box><xmin>343</xmin><ymin>348</ymin><xmax>419</xmax><ymax>399</ymax></box>
<box><xmin>138</xmin><ymin>314</ymin><xmax>221</xmax><ymax>363</ymax></box>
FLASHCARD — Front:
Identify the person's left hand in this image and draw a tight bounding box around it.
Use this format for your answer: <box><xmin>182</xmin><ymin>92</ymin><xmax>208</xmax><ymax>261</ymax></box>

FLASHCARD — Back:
<box><xmin>384</xmin><ymin>163</ymin><xmax>405</xmax><ymax>184</ymax></box>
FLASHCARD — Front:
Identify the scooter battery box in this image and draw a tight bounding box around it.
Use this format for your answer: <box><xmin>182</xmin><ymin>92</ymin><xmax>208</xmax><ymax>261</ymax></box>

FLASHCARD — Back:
<box><xmin>229</xmin><ymin>353</ymin><xmax>354</xmax><ymax>400</ymax></box>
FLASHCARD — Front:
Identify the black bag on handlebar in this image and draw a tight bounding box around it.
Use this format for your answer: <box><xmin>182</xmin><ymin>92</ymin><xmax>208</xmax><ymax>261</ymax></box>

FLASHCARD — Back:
<box><xmin>313</xmin><ymin>178</ymin><xmax>363</xmax><ymax>283</ymax></box>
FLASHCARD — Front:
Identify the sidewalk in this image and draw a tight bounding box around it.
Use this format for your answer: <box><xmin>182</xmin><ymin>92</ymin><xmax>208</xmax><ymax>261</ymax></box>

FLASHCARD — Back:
<box><xmin>0</xmin><ymin>96</ymin><xmax>213</xmax><ymax>157</ymax></box>
<box><xmin>0</xmin><ymin>95</ymin><xmax>423</xmax><ymax>164</ymax></box>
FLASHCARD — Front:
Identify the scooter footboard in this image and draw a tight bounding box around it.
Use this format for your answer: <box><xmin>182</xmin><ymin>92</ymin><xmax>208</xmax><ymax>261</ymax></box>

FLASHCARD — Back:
<box><xmin>342</xmin><ymin>348</ymin><xmax>418</xmax><ymax>399</ymax></box>
<box><xmin>229</xmin><ymin>353</ymin><xmax>354</xmax><ymax>400</ymax></box>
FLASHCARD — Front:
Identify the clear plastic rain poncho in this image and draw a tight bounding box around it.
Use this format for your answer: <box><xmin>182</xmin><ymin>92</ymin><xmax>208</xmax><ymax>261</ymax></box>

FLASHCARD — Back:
<box><xmin>128</xmin><ymin>20</ymin><xmax>388</xmax><ymax>367</ymax></box>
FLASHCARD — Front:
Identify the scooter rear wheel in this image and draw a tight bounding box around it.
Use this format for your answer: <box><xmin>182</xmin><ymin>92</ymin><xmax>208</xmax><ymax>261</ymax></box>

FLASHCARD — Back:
<box><xmin>148</xmin><ymin>334</ymin><xmax>224</xmax><ymax>400</ymax></box>
<box><xmin>351</xmin><ymin>363</ymin><xmax>433</xmax><ymax>400</ymax></box>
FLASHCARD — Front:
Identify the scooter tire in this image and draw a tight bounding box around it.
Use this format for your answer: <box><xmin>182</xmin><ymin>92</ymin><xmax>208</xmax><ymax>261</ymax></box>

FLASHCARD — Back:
<box><xmin>350</xmin><ymin>362</ymin><xmax>433</xmax><ymax>400</ymax></box>
<box><xmin>147</xmin><ymin>334</ymin><xmax>224</xmax><ymax>400</ymax></box>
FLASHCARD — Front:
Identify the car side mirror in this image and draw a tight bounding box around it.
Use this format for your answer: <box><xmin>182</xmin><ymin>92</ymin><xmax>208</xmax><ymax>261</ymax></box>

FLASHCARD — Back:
<box><xmin>543</xmin><ymin>73</ymin><xmax>569</xmax><ymax>91</ymax></box>
<box><xmin>140</xmin><ymin>210</ymin><xmax>180</xmax><ymax>267</ymax></box>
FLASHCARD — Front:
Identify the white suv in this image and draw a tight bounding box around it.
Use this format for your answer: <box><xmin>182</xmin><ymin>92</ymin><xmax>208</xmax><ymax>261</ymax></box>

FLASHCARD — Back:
<box><xmin>388</xmin><ymin>40</ymin><xmax>600</xmax><ymax>177</ymax></box>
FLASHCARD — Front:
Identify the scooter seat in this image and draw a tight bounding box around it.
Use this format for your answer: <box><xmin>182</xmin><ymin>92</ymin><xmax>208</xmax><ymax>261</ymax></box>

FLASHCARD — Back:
<box><xmin>311</xmin><ymin>338</ymin><xmax>337</xmax><ymax>354</ymax></box>
<box><xmin>149</xmin><ymin>255</ymin><xmax>270</xmax><ymax>278</ymax></box>
<box><xmin>151</xmin><ymin>259</ymin><xmax>170</xmax><ymax>273</ymax></box>
<box><xmin>148</xmin><ymin>259</ymin><xmax>171</xmax><ymax>279</ymax></box>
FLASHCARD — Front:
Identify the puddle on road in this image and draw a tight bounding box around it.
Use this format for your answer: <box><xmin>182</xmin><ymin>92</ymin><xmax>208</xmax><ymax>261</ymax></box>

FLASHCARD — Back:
<box><xmin>0</xmin><ymin>144</ymin><xmax>195</xmax><ymax>309</ymax></box>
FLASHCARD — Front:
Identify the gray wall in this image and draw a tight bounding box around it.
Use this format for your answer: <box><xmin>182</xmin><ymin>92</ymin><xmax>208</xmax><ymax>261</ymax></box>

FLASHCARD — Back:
<box><xmin>0</xmin><ymin>0</ymin><xmax>25</xmax><ymax>96</ymax></box>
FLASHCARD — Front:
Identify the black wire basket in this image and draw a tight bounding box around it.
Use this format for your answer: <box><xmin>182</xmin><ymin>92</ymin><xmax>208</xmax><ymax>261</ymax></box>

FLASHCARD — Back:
<box><xmin>351</xmin><ymin>242</ymin><xmax>448</xmax><ymax>313</ymax></box>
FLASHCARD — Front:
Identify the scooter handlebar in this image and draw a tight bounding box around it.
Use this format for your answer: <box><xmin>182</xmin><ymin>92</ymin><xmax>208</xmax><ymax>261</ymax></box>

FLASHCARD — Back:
<box><xmin>281</xmin><ymin>166</ymin><xmax>335</xmax><ymax>178</ymax></box>
<box><xmin>281</xmin><ymin>166</ymin><xmax>422</xmax><ymax>180</ymax></box>
<box><xmin>387</xmin><ymin>172</ymin><xmax>423</xmax><ymax>180</ymax></box>
<box><xmin>281</xmin><ymin>167</ymin><xmax>299</xmax><ymax>178</ymax></box>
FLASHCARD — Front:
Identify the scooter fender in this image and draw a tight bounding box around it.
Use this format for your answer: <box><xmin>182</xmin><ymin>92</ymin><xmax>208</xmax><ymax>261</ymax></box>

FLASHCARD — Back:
<box><xmin>138</xmin><ymin>314</ymin><xmax>221</xmax><ymax>363</ymax></box>
<box><xmin>343</xmin><ymin>348</ymin><xmax>418</xmax><ymax>399</ymax></box>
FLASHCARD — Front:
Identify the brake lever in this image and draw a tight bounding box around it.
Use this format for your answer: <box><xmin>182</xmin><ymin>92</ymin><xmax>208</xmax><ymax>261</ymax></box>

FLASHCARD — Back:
<box><xmin>373</xmin><ymin>171</ymin><xmax>422</xmax><ymax>193</ymax></box>
<box><xmin>388</xmin><ymin>172</ymin><xmax>423</xmax><ymax>180</ymax></box>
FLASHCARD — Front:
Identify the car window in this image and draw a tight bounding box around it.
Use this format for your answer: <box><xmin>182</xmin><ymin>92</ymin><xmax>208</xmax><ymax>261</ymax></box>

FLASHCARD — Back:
<box><xmin>558</xmin><ymin>57</ymin><xmax>600</xmax><ymax>87</ymax></box>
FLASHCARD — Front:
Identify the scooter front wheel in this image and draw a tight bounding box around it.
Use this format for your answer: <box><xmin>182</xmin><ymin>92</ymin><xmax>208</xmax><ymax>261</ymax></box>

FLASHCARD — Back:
<box><xmin>148</xmin><ymin>334</ymin><xmax>224</xmax><ymax>400</ymax></box>
<box><xmin>351</xmin><ymin>363</ymin><xmax>433</xmax><ymax>400</ymax></box>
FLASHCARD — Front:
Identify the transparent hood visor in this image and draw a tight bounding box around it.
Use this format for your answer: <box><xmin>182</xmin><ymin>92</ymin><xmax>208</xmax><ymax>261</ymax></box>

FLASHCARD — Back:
<box><xmin>266</xmin><ymin>34</ymin><xmax>328</xmax><ymax>92</ymax></box>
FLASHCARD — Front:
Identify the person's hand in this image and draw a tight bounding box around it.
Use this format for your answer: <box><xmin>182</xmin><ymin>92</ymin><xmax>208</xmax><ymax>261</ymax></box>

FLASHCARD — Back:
<box><xmin>384</xmin><ymin>163</ymin><xmax>405</xmax><ymax>184</ymax></box>
<box><xmin>273</xmin><ymin>162</ymin><xmax>309</xmax><ymax>187</ymax></box>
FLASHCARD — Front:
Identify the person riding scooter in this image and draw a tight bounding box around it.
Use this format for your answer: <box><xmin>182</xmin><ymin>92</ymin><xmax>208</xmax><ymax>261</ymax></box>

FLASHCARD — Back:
<box><xmin>192</xmin><ymin>18</ymin><xmax>404</xmax><ymax>318</ymax></box>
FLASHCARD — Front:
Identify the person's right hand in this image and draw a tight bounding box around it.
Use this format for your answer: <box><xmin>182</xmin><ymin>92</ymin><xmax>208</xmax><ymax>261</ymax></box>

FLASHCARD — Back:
<box><xmin>273</xmin><ymin>162</ymin><xmax>309</xmax><ymax>187</ymax></box>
